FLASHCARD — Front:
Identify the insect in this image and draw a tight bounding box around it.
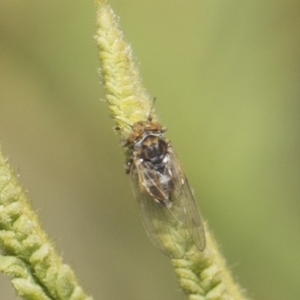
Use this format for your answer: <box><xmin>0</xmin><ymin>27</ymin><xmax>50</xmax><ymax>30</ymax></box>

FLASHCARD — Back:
<box><xmin>124</xmin><ymin>116</ymin><xmax>206</xmax><ymax>258</ymax></box>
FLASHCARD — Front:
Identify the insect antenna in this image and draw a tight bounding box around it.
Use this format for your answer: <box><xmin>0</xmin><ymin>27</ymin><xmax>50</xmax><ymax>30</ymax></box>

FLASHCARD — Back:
<box><xmin>147</xmin><ymin>97</ymin><xmax>156</xmax><ymax>122</ymax></box>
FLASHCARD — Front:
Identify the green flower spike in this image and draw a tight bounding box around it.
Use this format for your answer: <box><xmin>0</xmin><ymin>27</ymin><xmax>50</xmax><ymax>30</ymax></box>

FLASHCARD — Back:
<box><xmin>95</xmin><ymin>0</ymin><xmax>154</xmax><ymax>138</ymax></box>
<box><xmin>0</xmin><ymin>152</ymin><xmax>92</xmax><ymax>300</ymax></box>
<box><xmin>95</xmin><ymin>0</ymin><xmax>250</xmax><ymax>299</ymax></box>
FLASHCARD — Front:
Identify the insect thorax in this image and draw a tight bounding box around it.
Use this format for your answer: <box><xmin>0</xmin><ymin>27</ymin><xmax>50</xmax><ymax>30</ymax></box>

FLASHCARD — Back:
<box><xmin>134</xmin><ymin>132</ymin><xmax>168</xmax><ymax>166</ymax></box>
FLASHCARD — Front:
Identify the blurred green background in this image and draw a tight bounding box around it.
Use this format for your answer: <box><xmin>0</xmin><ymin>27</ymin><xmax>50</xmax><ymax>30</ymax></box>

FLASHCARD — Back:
<box><xmin>1</xmin><ymin>1</ymin><xmax>300</xmax><ymax>299</ymax></box>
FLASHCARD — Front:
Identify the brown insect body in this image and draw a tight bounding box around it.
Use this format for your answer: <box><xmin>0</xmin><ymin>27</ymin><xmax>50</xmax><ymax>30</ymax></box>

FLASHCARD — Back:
<box><xmin>125</xmin><ymin>120</ymin><xmax>206</xmax><ymax>258</ymax></box>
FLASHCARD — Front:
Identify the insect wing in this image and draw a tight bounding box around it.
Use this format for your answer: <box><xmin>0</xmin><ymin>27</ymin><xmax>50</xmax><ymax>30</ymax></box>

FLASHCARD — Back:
<box><xmin>130</xmin><ymin>161</ymin><xmax>187</xmax><ymax>258</ymax></box>
<box><xmin>167</xmin><ymin>148</ymin><xmax>206</xmax><ymax>251</ymax></box>
<box><xmin>180</xmin><ymin>175</ymin><xmax>206</xmax><ymax>251</ymax></box>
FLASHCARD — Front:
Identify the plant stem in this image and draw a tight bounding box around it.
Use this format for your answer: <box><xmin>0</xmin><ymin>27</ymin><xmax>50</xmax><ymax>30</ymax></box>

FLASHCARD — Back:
<box><xmin>94</xmin><ymin>1</ymin><xmax>250</xmax><ymax>299</ymax></box>
<box><xmin>0</xmin><ymin>151</ymin><xmax>92</xmax><ymax>300</ymax></box>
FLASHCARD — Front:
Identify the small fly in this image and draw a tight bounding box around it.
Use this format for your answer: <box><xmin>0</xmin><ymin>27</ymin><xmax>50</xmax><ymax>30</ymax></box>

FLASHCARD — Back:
<box><xmin>123</xmin><ymin>116</ymin><xmax>206</xmax><ymax>258</ymax></box>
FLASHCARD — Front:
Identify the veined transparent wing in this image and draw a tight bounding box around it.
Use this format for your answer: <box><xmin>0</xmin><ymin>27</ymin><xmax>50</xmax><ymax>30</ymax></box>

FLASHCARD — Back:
<box><xmin>130</xmin><ymin>161</ymin><xmax>187</xmax><ymax>258</ymax></box>
<box><xmin>167</xmin><ymin>148</ymin><xmax>206</xmax><ymax>252</ymax></box>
